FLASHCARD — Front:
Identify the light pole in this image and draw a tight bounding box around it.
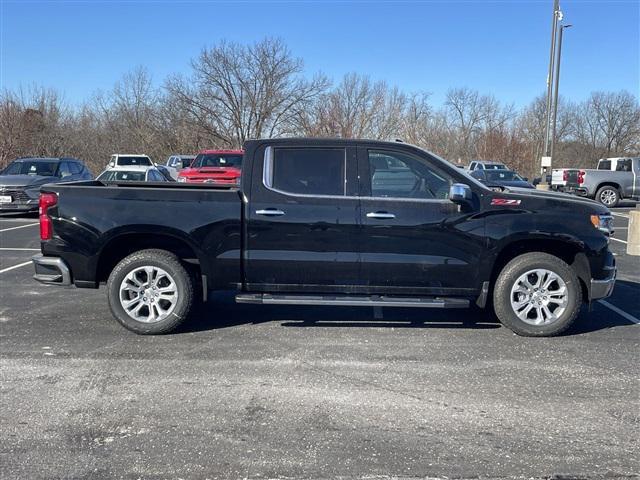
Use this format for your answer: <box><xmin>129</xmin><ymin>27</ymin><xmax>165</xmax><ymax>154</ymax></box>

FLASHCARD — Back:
<box><xmin>549</xmin><ymin>23</ymin><xmax>572</xmax><ymax>162</ymax></box>
<box><xmin>543</xmin><ymin>0</ymin><xmax>560</xmax><ymax>160</ymax></box>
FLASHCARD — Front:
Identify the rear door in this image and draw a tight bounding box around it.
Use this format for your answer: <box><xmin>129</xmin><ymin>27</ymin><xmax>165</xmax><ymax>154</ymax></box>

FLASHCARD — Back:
<box><xmin>245</xmin><ymin>142</ymin><xmax>361</xmax><ymax>292</ymax></box>
<box><xmin>357</xmin><ymin>145</ymin><xmax>486</xmax><ymax>295</ymax></box>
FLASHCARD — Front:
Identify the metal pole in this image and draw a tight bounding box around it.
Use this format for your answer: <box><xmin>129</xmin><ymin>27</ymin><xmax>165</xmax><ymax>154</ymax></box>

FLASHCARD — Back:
<box><xmin>550</xmin><ymin>24</ymin><xmax>571</xmax><ymax>162</ymax></box>
<box><xmin>543</xmin><ymin>0</ymin><xmax>560</xmax><ymax>158</ymax></box>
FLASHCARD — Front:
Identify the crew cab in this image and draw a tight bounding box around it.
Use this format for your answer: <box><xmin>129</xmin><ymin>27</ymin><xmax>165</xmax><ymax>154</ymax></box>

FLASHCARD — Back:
<box><xmin>32</xmin><ymin>138</ymin><xmax>616</xmax><ymax>337</ymax></box>
<box><xmin>551</xmin><ymin>157</ymin><xmax>640</xmax><ymax>207</ymax></box>
<box><xmin>177</xmin><ymin>149</ymin><xmax>243</xmax><ymax>185</ymax></box>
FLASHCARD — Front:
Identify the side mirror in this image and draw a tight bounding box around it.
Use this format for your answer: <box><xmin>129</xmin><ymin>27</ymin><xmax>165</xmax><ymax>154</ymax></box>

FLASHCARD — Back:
<box><xmin>109</xmin><ymin>162</ymin><xmax>115</xmax><ymax>168</ymax></box>
<box><xmin>522</xmin><ymin>177</ymin><xmax>529</xmax><ymax>182</ymax></box>
<box><xmin>449</xmin><ymin>183</ymin><xmax>472</xmax><ymax>204</ymax></box>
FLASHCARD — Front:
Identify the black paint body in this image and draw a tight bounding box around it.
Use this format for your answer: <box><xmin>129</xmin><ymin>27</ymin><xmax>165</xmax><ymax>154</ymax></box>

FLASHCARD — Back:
<box><xmin>40</xmin><ymin>138</ymin><xmax>614</xmax><ymax>302</ymax></box>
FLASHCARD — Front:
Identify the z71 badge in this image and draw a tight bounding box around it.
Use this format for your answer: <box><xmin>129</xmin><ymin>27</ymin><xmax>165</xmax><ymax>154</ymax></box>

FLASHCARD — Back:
<box><xmin>491</xmin><ymin>198</ymin><xmax>522</xmax><ymax>206</ymax></box>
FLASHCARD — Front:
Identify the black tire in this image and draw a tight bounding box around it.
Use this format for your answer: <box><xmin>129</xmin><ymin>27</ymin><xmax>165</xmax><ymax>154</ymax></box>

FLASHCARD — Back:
<box><xmin>493</xmin><ymin>252</ymin><xmax>582</xmax><ymax>337</ymax></box>
<box><xmin>595</xmin><ymin>185</ymin><xmax>620</xmax><ymax>208</ymax></box>
<box><xmin>106</xmin><ymin>249</ymin><xmax>194</xmax><ymax>334</ymax></box>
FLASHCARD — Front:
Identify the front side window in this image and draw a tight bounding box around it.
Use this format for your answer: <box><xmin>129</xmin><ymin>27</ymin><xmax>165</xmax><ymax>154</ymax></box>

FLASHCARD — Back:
<box><xmin>267</xmin><ymin>148</ymin><xmax>346</xmax><ymax>196</ymax></box>
<box><xmin>616</xmin><ymin>159</ymin><xmax>631</xmax><ymax>172</ymax></box>
<box><xmin>368</xmin><ymin>150</ymin><xmax>453</xmax><ymax>200</ymax></box>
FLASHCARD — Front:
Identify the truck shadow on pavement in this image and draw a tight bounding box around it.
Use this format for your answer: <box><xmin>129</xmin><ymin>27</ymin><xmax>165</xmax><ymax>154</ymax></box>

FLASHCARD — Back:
<box><xmin>177</xmin><ymin>279</ymin><xmax>640</xmax><ymax>336</ymax></box>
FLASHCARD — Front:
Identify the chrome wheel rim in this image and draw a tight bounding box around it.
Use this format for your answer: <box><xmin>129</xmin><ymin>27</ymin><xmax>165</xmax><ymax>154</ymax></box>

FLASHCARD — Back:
<box><xmin>119</xmin><ymin>266</ymin><xmax>178</xmax><ymax>323</ymax></box>
<box><xmin>599</xmin><ymin>189</ymin><xmax>617</xmax><ymax>205</ymax></box>
<box><xmin>510</xmin><ymin>268</ymin><xmax>568</xmax><ymax>326</ymax></box>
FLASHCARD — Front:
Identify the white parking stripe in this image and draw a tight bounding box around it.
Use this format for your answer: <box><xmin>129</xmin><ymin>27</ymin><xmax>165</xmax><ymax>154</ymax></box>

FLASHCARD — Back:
<box><xmin>0</xmin><ymin>261</ymin><xmax>32</xmax><ymax>274</ymax></box>
<box><xmin>598</xmin><ymin>300</ymin><xmax>640</xmax><ymax>324</ymax></box>
<box><xmin>611</xmin><ymin>212</ymin><xmax>629</xmax><ymax>219</ymax></box>
<box><xmin>0</xmin><ymin>248</ymin><xmax>40</xmax><ymax>251</ymax></box>
<box><xmin>0</xmin><ymin>223</ymin><xmax>39</xmax><ymax>233</ymax></box>
<box><xmin>610</xmin><ymin>237</ymin><xmax>627</xmax><ymax>244</ymax></box>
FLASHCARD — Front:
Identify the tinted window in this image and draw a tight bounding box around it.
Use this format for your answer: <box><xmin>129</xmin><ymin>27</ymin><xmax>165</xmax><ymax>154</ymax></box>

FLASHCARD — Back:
<box><xmin>97</xmin><ymin>170</ymin><xmax>146</xmax><ymax>182</ymax></box>
<box><xmin>368</xmin><ymin>150</ymin><xmax>453</xmax><ymax>200</ymax></box>
<box><xmin>58</xmin><ymin>162</ymin><xmax>72</xmax><ymax>178</ymax></box>
<box><xmin>117</xmin><ymin>156</ymin><xmax>152</xmax><ymax>166</ymax></box>
<box><xmin>180</xmin><ymin>157</ymin><xmax>195</xmax><ymax>168</ymax></box>
<box><xmin>484</xmin><ymin>163</ymin><xmax>507</xmax><ymax>170</ymax></box>
<box><xmin>616</xmin><ymin>159</ymin><xmax>631</xmax><ymax>172</ymax></box>
<box><xmin>2</xmin><ymin>160</ymin><xmax>58</xmax><ymax>176</ymax></box>
<box><xmin>270</xmin><ymin>148</ymin><xmax>345</xmax><ymax>196</ymax></box>
<box><xmin>193</xmin><ymin>154</ymin><xmax>242</xmax><ymax>168</ymax></box>
<box><xmin>598</xmin><ymin>160</ymin><xmax>612</xmax><ymax>170</ymax></box>
<box><xmin>469</xmin><ymin>162</ymin><xmax>476</xmax><ymax>170</ymax></box>
<box><xmin>485</xmin><ymin>171</ymin><xmax>523</xmax><ymax>182</ymax></box>
<box><xmin>69</xmin><ymin>162</ymin><xmax>83</xmax><ymax>174</ymax></box>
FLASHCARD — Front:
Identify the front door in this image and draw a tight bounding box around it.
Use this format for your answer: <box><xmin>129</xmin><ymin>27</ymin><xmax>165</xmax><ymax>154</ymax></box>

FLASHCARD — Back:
<box><xmin>357</xmin><ymin>146</ymin><xmax>485</xmax><ymax>296</ymax></box>
<box><xmin>245</xmin><ymin>143</ymin><xmax>361</xmax><ymax>293</ymax></box>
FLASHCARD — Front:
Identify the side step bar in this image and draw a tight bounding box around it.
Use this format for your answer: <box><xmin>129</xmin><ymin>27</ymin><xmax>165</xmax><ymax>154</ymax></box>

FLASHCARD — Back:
<box><xmin>235</xmin><ymin>293</ymin><xmax>469</xmax><ymax>309</ymax></box>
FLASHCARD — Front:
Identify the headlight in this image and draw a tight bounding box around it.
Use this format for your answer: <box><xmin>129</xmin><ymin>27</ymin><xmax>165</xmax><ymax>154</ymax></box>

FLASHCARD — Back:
<box><xmin>177</xmin><ymin>177</ymin><xmax>186</xmax><ymax>183</ymax></box>
<box><xmin>591</xmin><ymin>214</ymin><xmax>614</xmax><ymax>235</ymax></box>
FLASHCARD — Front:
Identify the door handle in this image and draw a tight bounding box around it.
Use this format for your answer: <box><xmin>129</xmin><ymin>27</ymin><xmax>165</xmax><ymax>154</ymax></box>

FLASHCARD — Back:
<box><xmin>256</xmin><ymin>209</ymin><xmax>285</xmax><ymax>216</ymax></box>
<box><xmin>366</xmin><ymin>211</ymin><xmax>396</xmax><ymax>219</ymax></box>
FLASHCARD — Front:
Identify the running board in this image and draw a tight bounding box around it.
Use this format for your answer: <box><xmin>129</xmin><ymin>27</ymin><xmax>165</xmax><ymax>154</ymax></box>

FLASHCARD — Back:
<box><xmin>235</xmin><ymin>293</ymin><xmax>469</xmax><ymax>309</ymax></box>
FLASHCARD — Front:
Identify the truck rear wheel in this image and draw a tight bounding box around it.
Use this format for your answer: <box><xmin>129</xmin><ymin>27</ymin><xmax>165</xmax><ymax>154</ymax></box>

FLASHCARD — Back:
<box><xmin>493</xmin><ymin>252</ymin><xmax>582</xmax><ymax>337</ymax></box>
<box><xmin>595</xmin><ymin>185</ymin><xmax>620</xmax><ymax>208</ymax></box>
<box><xmin>107</xmin><ymin>249</ymin><xmax>194</xmax><ymax>334</ymax></box>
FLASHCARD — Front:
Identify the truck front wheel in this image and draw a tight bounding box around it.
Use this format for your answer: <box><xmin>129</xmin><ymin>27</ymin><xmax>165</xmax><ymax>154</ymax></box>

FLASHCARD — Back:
<box><xmin>595</xmin><ymin>185</ymin><xmax>620</xmax><ymax>208</ymax></box>
<box><xmin>107</xmin><ymin>249</ymin><xmax>194</xmax><ymax>334</ymax></box>
<box><xmin>493</xmin><ymin>252</ymin><xmax>582</xmax><ymax>337</ymax></box>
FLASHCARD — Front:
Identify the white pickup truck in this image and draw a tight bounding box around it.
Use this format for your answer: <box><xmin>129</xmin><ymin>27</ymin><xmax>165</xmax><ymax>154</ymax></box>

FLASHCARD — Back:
<box><xmin>551</xmin><ymin>157</ymin><xmax>639</xmax><ymax>207</ymax></box>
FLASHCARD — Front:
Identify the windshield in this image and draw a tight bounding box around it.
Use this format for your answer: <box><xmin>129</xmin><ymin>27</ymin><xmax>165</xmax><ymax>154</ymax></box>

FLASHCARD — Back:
<box><xmin>485</xmin><ymin>171</ymin><xmax>523</xmax><ymax>182</ymax></box>
<box><xmin>484</xmin><ymin>163</ymin><xmax>507</xmax><ymax>170</ymax></box>
<box><xmin>2</xmin><ymin>160</ymin><xmax>59</xmax><ymax>176</ymax></box>
<box><xmin>117</xmin><ymin>156</ymin><xmax>152</xmax><ymax>166</ymax></box>
<box><xmin>98</xmin><ymin>170</ymin><xmax>146</xmax><ymax>182</ymax></box>
<box><xmin>193</xmin><ymin>154</ymin><xmax>243</xmax><ymax>168</ymax></box>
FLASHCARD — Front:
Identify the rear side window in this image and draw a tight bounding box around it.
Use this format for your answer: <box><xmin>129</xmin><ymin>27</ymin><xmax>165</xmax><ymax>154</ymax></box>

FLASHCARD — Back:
<box><xmin>598</xmin><ymin>160</ymin><xmax>612</xmax><ymax>170</ymax></box>
<box><xmin>69</xmin><ymin>162</ymin><xmax>83</xmax><ymax>174</ymax></box>
<box><xmin>267</xmin><ymin>148</ymin><xmax>345</xmax><ymax>196</ymax></box>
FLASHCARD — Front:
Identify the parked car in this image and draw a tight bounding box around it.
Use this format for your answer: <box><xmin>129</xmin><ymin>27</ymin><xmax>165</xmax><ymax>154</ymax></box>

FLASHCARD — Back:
<box><xmin>467</xmin><ymin>160</ymin><xmax>508</xmax><ymax>171</ymax></box>
<box><xmin>107</xmin><ymin>154</ymin><xmax>153</xmax><ymax>169</ymax></box>
<box><xmin>33</xmin><ymin>138</ymin><xmax>616</xmax><ymax>338</ymax></box>
<box><xmin>470</xmin><ymin>169</ymin><xmax>534</xmax><ymax>189</ymax></box>
<box><xmin>156</xmin><ymin>165</ymin><xmax>177</xmax><ymax>182</ymax></box>
<box><xmin>0</xmin><ymin>157</ymin><xmax>92</xmax><ymax>212</ymax></box>
<box><xmin>551</xmin><ymin>157</ymin><xmax>640</xmax><ymax>207</ymax></box>
<box><xmin>177</xmin><ymin>149</ymin><xmax>243</xmax><ymax>185</ymax></box>
<box><xmin>166</xmin><ymin>155</ymin><xmax>196</xmax><ymax>170</ymax></box>
<box><xmin>96</xmin><ymin>166</ymin><xmax>168</xmax><ymax>183</ymax></box>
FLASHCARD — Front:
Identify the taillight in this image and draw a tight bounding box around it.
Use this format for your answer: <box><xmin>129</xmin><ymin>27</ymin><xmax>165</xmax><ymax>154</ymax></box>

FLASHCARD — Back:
<box><xmin>577</xmin><ymin>170</ymin><xmax>585</xmax><ymax>185</ymax></box>
<box><xmin>39</xmin><ymin>192</ymin><xmax>57</xmax><ymax>240</ymax></box>
<box><xmin>562</xmin><ymin>170</ymin><xmax>568</xmax><ymax>181</ymax></box>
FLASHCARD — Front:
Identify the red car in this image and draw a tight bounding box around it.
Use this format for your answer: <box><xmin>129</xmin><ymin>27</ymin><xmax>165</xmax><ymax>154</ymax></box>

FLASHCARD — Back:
<box><xmin>177</xmin><ymin>149</ymin><xmax>243</xmax><ymax>185</ymax></box>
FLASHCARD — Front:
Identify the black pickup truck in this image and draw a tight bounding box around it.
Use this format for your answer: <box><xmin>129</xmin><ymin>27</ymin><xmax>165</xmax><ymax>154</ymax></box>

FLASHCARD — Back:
<box><xmin>32</xmin><ymin>138</ymin><xmax>616</xmax><ymax>337</ymax></box>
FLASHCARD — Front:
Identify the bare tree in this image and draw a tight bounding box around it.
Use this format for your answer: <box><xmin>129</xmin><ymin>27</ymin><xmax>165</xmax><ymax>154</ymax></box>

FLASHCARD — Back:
<box><xmin>165</xmin><ymin>38</ymin><xmax>328</xmax><ymax>147</ymax></box>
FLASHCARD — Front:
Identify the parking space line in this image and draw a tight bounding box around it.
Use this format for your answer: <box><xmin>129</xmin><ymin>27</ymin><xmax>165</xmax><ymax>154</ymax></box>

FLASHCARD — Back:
<box><xmin>0</xmin><ymin>261</ymin><xmax>32</xmax><ymax>274</ymax></box>
<box><xmin>598</xmin><ymin>300</ymin><xmax>640</xmax><ymax>325</ymax></box>
<box><xmin>0</xmin><ymin>248</ymin><xmax>40</xmax><ymax>251</ymax></box>
<box><xmin>0</xmin><ymin>223</ymin><xmax>39</xmax><ymax>233</ymax></box>
<box><xmin>611</xmin><ymin>212</ymin><xmax>629</xmax><ymax>219</ymax></box>
<box><xmin>610</xmin><ymin>237</ymin><xmax>627</xmax><ymax>244</ymax></box>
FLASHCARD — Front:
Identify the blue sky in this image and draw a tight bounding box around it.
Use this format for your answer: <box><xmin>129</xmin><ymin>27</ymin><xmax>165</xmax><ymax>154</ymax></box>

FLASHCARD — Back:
<box><xmin>1</xmin><ymin>0</ymin><xmax>638</xmax><ymax>108</ymax></box>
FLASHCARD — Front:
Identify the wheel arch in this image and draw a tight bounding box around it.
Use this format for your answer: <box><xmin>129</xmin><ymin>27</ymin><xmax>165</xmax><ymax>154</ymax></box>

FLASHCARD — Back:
<box><xmin>96</xmin><ymin>229</ymin><xmax>208</xmax><ymax>285</ymax></box>
<box><xmin>489</xmin><ymin>238</ymin><xmax>590</xmax><ymax>304</ymax></box>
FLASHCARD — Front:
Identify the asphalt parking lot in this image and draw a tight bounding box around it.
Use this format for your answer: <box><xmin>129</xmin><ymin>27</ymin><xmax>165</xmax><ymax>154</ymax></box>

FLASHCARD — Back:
<box><xmin>1</xmin><ymin>205</ymin><xmax>638</xmax><ymax>479</ymax></box>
